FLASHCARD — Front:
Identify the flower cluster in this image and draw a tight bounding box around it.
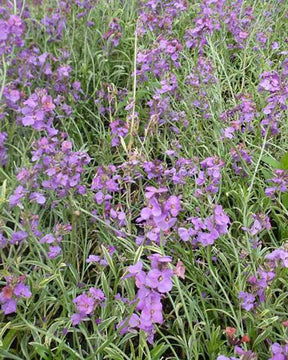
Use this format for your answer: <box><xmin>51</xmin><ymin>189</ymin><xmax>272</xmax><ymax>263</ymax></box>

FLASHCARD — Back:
<box><xmin>86</xmin><ymin>245</ymin><xmax>116</xmax><ymax>267</ymax></box>
<box><xmin>265</xmin><ymin>245</ymin><xmax>288</xmax><ymax>268</ymax></box>
<box><xmin>184</xmin><ymin>0</ymin><xmax>256</xmax><ymax>52</ymax></box>
<box><xmin>120</xmin><ymin>254</ymin><xmax>174</xmax><ymax>343</ymax></box>
<box><xmin>71</xmin><ymin>288</ymin><xmax>106</xmax><ymax>325</ymax></box>
<box><xmin>269</xmin><ymin>342</ymin><xmax>288</xmax><ymax>360</ymax></box>
<box><xmin>0</xmin><ymin>275</ymin><xmax>31</xmax><ymax>315</ymax></box>
<box><xmin>258</xmin><ymin>60</ymin><xmax>288</xmax><ymax>136</ymax></box>
<box><xmin>136</xmin><ymin>0</ymin><xmax>188</xmax><ymax>36</ymax></box>
<box><xmin>231</xmin><ymin>144</ymin><xmax>252</xmax><ymax>177</ymax></box>
<box><xmin>178</xmin><ymin>205</ymin><xmax>230</xmax><ymax>246</ymax></box>
<box><xmin>195</xmin><ymin>156</ymin><xmax>225</xmax><ymax>197</ymax></box>
<box><xmin>20</xmin><ymin>88</ymin><xmax>56</xmax><ymax>132</ymax></box>
<box><xmin>238</xmin><ymin>243</ymin><xmax>288</xmax><ymax>312</ymax></box>
<box><xmin>9</xmin><ymin>134</ymin><xmax>90</xmax><ymax>208</ymax></box>
<box><xmin>185</xmin><ymin>56</ymin><xmax>217</xmax><ymax>119</ymax></box>
<box><xmin>110</xmin><ymin>119</ymin><xmax>129</xmax><ymax>147</ymax></box>
<box><xmin>103</xmin><ymin>18</ymin><xmax>122</xmax><ymax>48</ymax></box>
<box><xmin>265</xmin><ymin>169</ymin><xmax>288</xmax><ymax>198</ymax></box>
<box><xmin>136</xmin><ymin>187</ymin><xmax>181</xmax><ymax>245</ymax></box>
<box><xmin>242</xmin><ymin>213</ymin><xmax>271</xmax><ymax>248</ymax></box>
<box><xmin>221</xmin><ymin>94</ymin><xmax>257</xmax><ymax>139</ymax></box>
<box><xmin>0</xmin><ymin>14</ymin><xmax>25</xmax><ymax>56</ymax></box>
<box><xmin>41</xmin><ymin>5</ymin><xmax>68</xmax><ymax>41</ymax></box>
<box><xmin>0</xmin><ymin>230</ymin><xmax>28</xmax><ymax>249</ymax></box>
<box><xmin>40</xmin><ymin>223</ymin><xmax>71</xmax><ymax>259</ymax></box>
<box><xmin>0</xmin><ymin>132</ymin><xmax>8</xmax><ymax>166</ymax></box>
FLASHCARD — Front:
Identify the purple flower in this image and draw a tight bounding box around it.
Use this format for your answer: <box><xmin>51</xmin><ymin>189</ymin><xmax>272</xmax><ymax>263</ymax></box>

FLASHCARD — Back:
<box><xmin>154</xmin><ymin>212</ymin><xmax>177</xmax><ymax>231</ymax></box>
<box><xmin>164</xmin><ymin>195</ymin><xmax>181</xmax><ymax>217</ymax></box>
<box><xmin>145</xmin><ymin>186</ymin><xmax>167</xmax><ymax>199</ymax></box>
<box><xmin>40</xmin><ymin>234</ymin><xmax>55</xmax><ymax>244</ymax></box>
<box><xmin>13</xmin><ymin>283</ymin><xmax>32</xmax><ymax>298</ymax></box>
<box><xmin>146</xmin><ymin>268</ymin><xmax>173</xmax><ymax>293</ymax></box>
<box><xmin>0</xmin><ymin>132</ymin><xmax>8</xmax><ymax>166</ymax></box>
<box><xmin>265</xmin><ymin>170</ymin><xmax>288</xmax><ymax>198</ymax></box>
<box><xmin>89</xmin><ymin>288</ymin><xmax>105</xmax><ymax>302</ymax></box>
<box><xmin>1</xmin><ymin>299</ymin><xmax>17</xmax><ymax>315</ymax></box>
<box><xmin>30</xmin><ymin>192</ymin><xmax>46</xmax><ymax>204</ymax></box>
<box><xmin>86</xmin><ymin>255</ymin><xmax>101</xmax><ymax>263</ymax></box>
<box><xmin>178</xmin><ymin>227</ymin><xmax>190</xmax><ymax>241</ymax></box>
<box><xmin>139</xmin><ymin>292</ymin><xmax>163</xmax><ymax>327</ymax></box>
<box><xmin>47</xmin><ymin>245</ymin><xmax>61</xmax><ymax>258</ymax></box>
<box><xmin>140</xmin><ymin>197</ymin><xmax>162</xmax><ymax>219</ymax></box>
<box><xmin>73</xmin><ymin>293</ymin><xmax>95</xmax><ymax>315</ymax></box>
<box><xmin>125</xmin><ymin>261</ymin><xmax>146</xmax><ymax>288</ymax></box>
<box><xmin>265</xmin><ymin>248</ymin><xmax>288</xmax><ymax>268</ymax></box>
<box><xmin>148</xmin><ymin>254</ymin><xmax>172</xmax><ymax>269</ymax></box>
<box><xmin>9</xmin><ymin>186</ymin><xmax>27</xmax><ymax>208</ymax></box>
<box><xmin>10</xmin><ymin>231</ymin><xmax>28</xmax><ymax>245</ymax></box>
<box><xmin>118</xmin><ymin>313</ymin><xmax>140</xmax><ymax>335</ymax></box>
<box><xmin>71</xmin><ymin>312</ymin><xmax>86</xmax><ymax>325</ymax></box>
<box><xmin>239</xmin><ymin>291</ymin><xmax>256</xmax><ymax>311</ymax></box>
<box><xmin>0</xmin><ymin>233</ymin><xmax>8</xmax><ymax>248</ymax></box>
<box><xmin>269</xmin><ymin>342</ymin><xmax>288</xmax><ymax>360</ymax></box>
<box><xmin>259</xmin><ymin>71</ymin><xmax>280</xmax><ymax>92</ymax></box>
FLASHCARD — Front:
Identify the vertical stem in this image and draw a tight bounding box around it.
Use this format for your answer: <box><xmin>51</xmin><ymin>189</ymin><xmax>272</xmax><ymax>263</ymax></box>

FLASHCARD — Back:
<box><xmin>127</xmin><ymin>30</ymin><xmax>138</xmax><ymax>152</ymax></box>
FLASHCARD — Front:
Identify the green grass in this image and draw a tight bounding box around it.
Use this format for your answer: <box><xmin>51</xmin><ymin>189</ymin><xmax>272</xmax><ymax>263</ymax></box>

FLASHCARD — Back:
<box><xmin>0</xmin><ymin>0</ymin><xmax>288</xmax><ymax>359</ymax></box>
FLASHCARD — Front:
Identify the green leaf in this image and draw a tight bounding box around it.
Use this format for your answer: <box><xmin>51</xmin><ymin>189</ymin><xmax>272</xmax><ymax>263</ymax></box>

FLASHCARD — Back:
<box><xmin>262</xmin><ymin>155</ymin><xmax>281</xmax><ymax>169</ymax></box>
<box><xmin>281</xmin><ymin>153</ymin><xmax>288</xmax><ymax>170</ymax></box>
<box><xmin>150</xmin><ymin>344</ymin><xmax>168</xmax><ymax>360</ymax></box>
<box><xmin>29</xmin><ymin>343</ymin><xmax>51</xmax><ymax>360</ymax></box>
<box><xmin>282</xmin><ymin>193</ymin><xmax>288</xmax><ymax>209</ymax></box>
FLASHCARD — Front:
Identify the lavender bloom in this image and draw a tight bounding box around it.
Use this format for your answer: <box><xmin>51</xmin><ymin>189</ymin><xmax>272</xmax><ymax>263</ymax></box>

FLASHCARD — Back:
<box><xmin>73</xmin><ymin>293</ymin><xmax>95</xmax><ymax>315</ymax></box>
<box><xmin>164</xmin><ymin>195</ymin><xmax>181</xmax><ymax>217</ymax></box>
<box><xmin>29</xmin><ymin>192</ymin><xmax>46</xmax><ymax>204</ymax></box>
<box><xmin>20</xmin><ymin>89</ymin><xmax>55</xmax><ymax>132</ymax></box>
<box><xmin>10</xmin><ymin>231</ymin><xmax>28</xmax><ymax>245</ymax></box>
<box><xmin>0</xmin><ymin>277</ymin><xmax>31</xmax><ymax>315</ymax></box>
<box><xmin>231</xmin><ymin>144</ymin><xmax>252</xmax><ymax>177</ymax></box>
<box><xmin>258</xmin><ymin>61</ymin><xmax>288</xmax><ymax>136</ymax></box>
<box><xmin>13</xmin><ymin>283</ymin><xmax>32</xmax><ymax>298</ymax></box>
<box><xmin>0</xmin><ymin>132</ymin><xmax>8</xmax><ymax>166</ymax></box>
<box><xmin>89</xmin><ymin>288</ymin><xmax>105</xmax><ymax>302</ymax></box>
<box><xmin>1</xmin><ymin>299</ymin><xmax>17</xmax><ymax>315</ymax></box>
<box><xmin>9</xmin><ymin>185</ymin><xmax>28</xmax><ymax>208</ymax></box>
<box><xmin>148</xmin><ymin>254</ymin><xmax>172</xmax><ymax>269</ymax></box>
<box><xmin>179</xmin><ymin>205</ymin><xmax>229</xmax><ymax>247</ymax></box>
<box><xmin>269</xmin><ymin>342</ymin><xmax>288</xmax><ymax>360</ymax></box>
<box><xmin>265</xmin><ymin>248</ymin><xmax>288</xmax><ymax>268</ymax></box>
<box><xmin>121</xmin><ymin>253</ymin><xmax>173</xmax><ymax>342</ymax></box>
<box><xmin>239</xmin><ymin>291</ymin><xmax>256</xmax><ymax>311</ymax></box>
<box><xmin>86</xmin><ymin>255</ymin><xmax>101</xmax><ymax>263</ymax></box>
<box><xmin>154</xmin><ymin>212</ymin><xmax>177</xmax><ymax>231</ymax></box>
<box><xmin>47</xmin><ymin>245</ymin><xmax>61</xmax><ymax>258</ymax></box>
<box><xmin>265</xmin><ymin>170</ymin><xmax>288</xmax><ymax>198</ymax></box>
<box><xmin>146</xmin><ymin>268</ymin><xmax>173</xmax><ymax>293</ymax></box>
<box><xmin>248</xmin><ymin>214</ymin><xmax>271</xmax><ymax>236</ymax></box>
<box><xmin>71</xmin><ymin>288</ymin><xmax>105</xmax><ymax>325</ymax></box>
<box><xmin>71</xmin><ymin>312</ymin><xmax>86</xmax><ymax>326</ymax></box>
<box><xmin>0</xmin><ymin>233</ymin><xmax>8</xmax><ymax>248</ymax></box>
<box><xmin>40</xmin><ymin>234</ymin><xmax>55</xmax><ymax>244</ymax></box>
<box><xmin>103</xmin><ymin>18</ymin><xmax>122</xmax><ymax>48</ymax></box>
<box><xmin>0</xmin><ymin>14</ymin><xmax>25</xmax><ymax>56</ymax></box>
<box><xmin>221</xmin><ymin>94</ymin><xmax>256</xmax><ymax>138</ymax></box>
<box><xmin>110</xmin><ymin>120</ymin><xmax>129</xmax><ymax>147</ymax></box>
<box><xmin>139</xmin><ymin>292</ymin><xmax>163</xmax><ymax>327</ymax></box>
